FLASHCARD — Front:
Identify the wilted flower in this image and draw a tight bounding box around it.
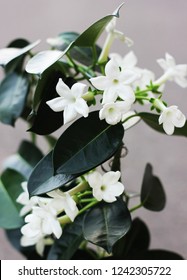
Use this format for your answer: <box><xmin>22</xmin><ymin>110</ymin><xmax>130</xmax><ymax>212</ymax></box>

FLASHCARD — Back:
<box><xmin>87</xmin><ymin>170</ymin><xmax>124</xmax><ymax>202</ymax></box>
<box><xmin>46</xmin><ymin>79</ymin><xmax>89</xmax><ymax>124</ymax></box>
<box><xmin>90</xmin><ymin>58</ymin><xmax>139</xmax><ymax>104</ymax></box>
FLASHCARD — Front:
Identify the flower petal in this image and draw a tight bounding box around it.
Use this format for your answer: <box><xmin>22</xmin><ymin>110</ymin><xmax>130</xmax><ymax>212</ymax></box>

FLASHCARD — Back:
<box><xmin>105</xmin><ymin>58</ymin><xmax>120</xmax><ymax>78</ymax></box>
<box><xmin>56</xmin><ymin>78</ymin><xmax>71</xmax><ymax>98</ymax></box>
<box><xmin>63</xmin><ymin>105</ymin><xmax>77</xmax><ymax>124</ymax></box>
<box><xmin>71</xmin><ymin>82</ymin><xmax>87</xmax><ymax>98</ymax></box>
<box><xmin>74</xmin><ymin>98</ymin><xmax>89</xmax><ymax>118</ymax></box>
<box><xmin>46</xmin><ymin>97</ymin><xmax>67</xmax><ymax>112</ymax></box>
<box><xmin>90</xmin><ymin>76</ymin><xmax>109</xmax><ymax>90</ymax></box>
<box><xmin>103</xmin><ymin>171</ymin><xmax>121</xmax><ymax>186</ymax></box>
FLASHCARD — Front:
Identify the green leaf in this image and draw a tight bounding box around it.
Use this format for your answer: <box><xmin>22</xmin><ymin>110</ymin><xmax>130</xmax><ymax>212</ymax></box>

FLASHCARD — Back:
<box><xmin>0</xmin><ymin>169</ymin><xmax>24</xmax><ymax>229</ymax></box>
<box><xmin>47</xmin><ymin>215</ymin><xmax>84</xmax><ymax>260</ymax></box>
<box><xmin>28</xmin><ymin>63</ymin><xmax>68</xmax><ymax>135</ymax></box>
<box><xmin>26</xmin><ymin>4</ymin><xmax>123</xmax><ymax>75</ymax></box>
<box><xmin>112</xmin><ymin>218</ymin><xmax>150</xmax><ymax>259</ymax></box>
<box><xmin>25</xmin><ymin>47</ymin><xmax>72</xmax><ymax>76</ymax></box>
<box><xmin>131</xmin><ymin>250</ymin><xmax>184</xmax><ymax>260</ymax></box>
<box><xmin>53</xmin><ymin>111</ymin><xmax>124</xmax><ymax>175</ymax></box>
<box><xmin>28</xmin><ymin>151</ymin><xmax>77</xmax><ymax>196</ymax></box>
<box><xmin>5</xmin><ymin>38</ymin><xmax>30</xmax><ymax>74</ymax></box>
<box><xmin>74</xmin><ymin>4</ymin><xmax>122</xmax><ymax>47</ymax></box>
<box><xmin>0</xmin><ymin>72</ymin><xmax>29</xmax><ymax>125</ymax></box>
<box><xmin>140</xmin><ymin>112</ymin><xmax>187</xmax><ymax>137</ymax></box>
<box><xmin>59</xmin><ymin>32</ymin><xmax>102</xmax><ymax>66</ymax></box>
<box><xmin>83</xmin><ymin>199</ymin><xmax>131</xmax><ymax>253</ymax></box>
<box><xmin>141</xmin><ymin>163</ymin><xmax>166</xmax><ymax>211</ymax></box>
<box><xmin>0</xmin><ymin>39</ymin><xmax>40</xmax><ymax>67</ymax></box>
<box><xmin>4</xmin><ymin>140</ymin><xmax>43</xmax><ymax>179</ymax></box>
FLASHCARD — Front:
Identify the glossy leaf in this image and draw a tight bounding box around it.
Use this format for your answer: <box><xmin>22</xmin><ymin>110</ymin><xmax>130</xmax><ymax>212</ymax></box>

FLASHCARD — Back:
<box><xmin>141</xmin><ymin>164</ymin><xmax>166</xmax><ymax>211</ymax></box>
<box><xmin>25</xmin><ymin>46</ymin><xmax>72</xmax><ymax>76</ymax></box>
<box><xmin>59</xmin><ymin>32</ymin><xmax>101</xmax><ymax>66</ymax></box>
<box><xmin>83</xmin><ymin>199</ymin><xmax>131</xmax><ymax>253</ymax></box>
<box><xmin>0</xmin><ymin>73</ymin><xmax>29</xmax><ymax>125</ymax></box>
<box><xmin>74</xmin><ymin>3</ymin><xmax>123</xmax><ymax>47</ymax></box>
<box><xmin>53</xmin><ymin>111</ymin><xmax>124</xmax><ymax>175</ymax></box>
<box><xmin>47</xmin><ymin>215</ymin><xmax>84</xmax><ymax>260</ymax></box>
<box><xmin>0</xmin><ymin>169</ymin><xmax>24</xmax><ymax>229</ymax></box>
<box><xmin>4</xmin><ymin>140</ymin><xmax>43</xmax><ymax>179</ymax></box>
<box><xmin>112</xmin><ymin>218</ymin><xmax>150</xmax><ymax>259</ymax></box>
<box><xmin>131</xmin><ymin>250</ymin><xmax>184</xmax><ymax>260</ymax></box>
<box><xmin>5</xmin><ymin>38</ymin><xmax>30</xmax><ymax>73</ymax></box>
<box><xmin>25</xmin><ymin>4</ymin><xmax>122</xmax><ymax>75</ymax></box>
<box><xmin>140</xmin><ymin>112</ymin><xmax>187</xmax><ymax>137</ymax></box>
<box><xmin>0</xmin><ymin>39</ymin><xmax>40</xmax><ymax>66</ymax></box>
<box><xmin>28</xmin><ymin>63</ymin><xmax>67</xmax><ymax>135</ymax></box>
<box><xmin>28</xmin><ymin>151</ymin><xmax>77</xmax><ymax>196</ymax></box>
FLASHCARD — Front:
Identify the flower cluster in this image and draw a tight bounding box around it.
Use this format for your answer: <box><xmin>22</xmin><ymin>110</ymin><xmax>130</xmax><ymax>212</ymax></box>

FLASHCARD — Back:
<box><xmin>46</xmin><ymin>18</ymin><xmax>186</xmax><ymax>135</ymax></box>
<box><xmin>17</xmin><ymin>170</ymin><xmax>125</xmax><ymax>255</ymax></box>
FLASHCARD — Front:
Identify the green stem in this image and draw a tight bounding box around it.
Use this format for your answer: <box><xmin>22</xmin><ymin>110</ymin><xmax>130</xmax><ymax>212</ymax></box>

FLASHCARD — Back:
<box><xmin>68</xmin><ymin>180</ymin><xmax>89</xmax><ymax>196</ymax></box>
<box><xmin>129</xmin><ymin>202</ymin><xmax>144</xmax><ymax>213</ymax></box>
<box><xmin>78</xmin><ymin>200</ymin><xmax>99</xmax><ymax>215</ymax></box>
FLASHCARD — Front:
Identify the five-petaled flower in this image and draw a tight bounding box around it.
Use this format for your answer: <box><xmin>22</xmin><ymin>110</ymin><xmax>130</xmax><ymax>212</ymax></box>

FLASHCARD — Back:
<box><xmin>21</xmin><ymin>201</ymin><xmax>62</xmax><ymax>255</ymax></box>
<box><xmin>47</xmin><ymin>189</ymin><xmax>79</xmax><ymax>222</ymax></box>
<box><xmin>46</xmin><ymin>79</ymin><xmax>89</xmax><ymax>124</ymax></box>
<box><xmin>159</xmin><ymin>105</ymin><xmax>186</xmax><ymax>135</ymax></box>
<box><xmin>99</xmin><ymin>101</ymin><xmax>131</xmax><ymax>125</ymax></box>
<box><xmin>156</xmin><ymin>53</ymin><xmax>187</xmax><ymax>88</ymax></box>
<box><xmin>90</xmin><ymin>58</ymin><xmax>139</xmax><ymax>104</ymax></box>
<box><xmin>87</xmin><ymin>170</ymin><xmax>124</xmax><ymax>202</ymax></box>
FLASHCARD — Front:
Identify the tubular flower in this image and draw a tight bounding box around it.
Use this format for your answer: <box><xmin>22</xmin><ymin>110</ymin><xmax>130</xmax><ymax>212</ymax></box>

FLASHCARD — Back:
<box><xmin>87</xmin><ymin>170</ymin><xmax>124</xmax><ymax>203</ymax></box>
<box><xmin>90</xmin><ymin>58</ymin><xmax>139</xmax><ymax>104</ymax></box>
<box><xmin>46</xmin><ymin>79</ymin><xmax>89</xmax><ymax>124</ymax></box>
<box><xmin>47</xmin><ymin>189</ymin><xmax>79</xmax><ymax>222</ymax></box>
<box><xmin>159</xmin><ymin>105</ymin><xmax>186</xmax><ymax>135</ymax></box>
<box><xmin>99</xmin><ymin>101</ymin><xmax>131</xmax><ymax>125</ymax></box>
<box><xmin>156</xmin><ymin>53</ymin><xmax>187</xmax><ymax>87</ymax></box>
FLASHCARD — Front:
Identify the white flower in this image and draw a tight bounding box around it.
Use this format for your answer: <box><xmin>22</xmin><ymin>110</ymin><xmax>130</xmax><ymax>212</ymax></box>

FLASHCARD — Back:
<box><xmin>16</xmin><ymin>182</ymin><xmax>51</xmax><ymax>216</ymax></box>
<box><xmin>47</xmin><ymin>189</ymin><xmax>79</xmax><ymax>222</ymax></box>
<box><xmin>98</xmin><ymin>18</ymin><xmax>133</xmax><ymax>63</ymax></box>
<box><xmin>87</xmin><ymin>170</ymin><xmax>124</xmax><ymax>203</ymax></box>
<box><xmin>110</xmin><ymin>51</ymin><xmax>138</xmax><ymax>70</ymax></box>
<box><xmin>21</xmin><ymin>202</ymin><xmax>62</xmax><ymax>244</ymax></box>
<box><xmin>46</xmin><ymin>79</ymin><xmax>89</xmax><ymax>124</ymax></box>
<box><xmin>99</xmin><ymin>101</ymin><xmax>131</xmax><ymax>125</ymax></box>
<box><xmin>122</xmin><ymin>111</ymin><xmax>141</xmax><ymax>130</ymax></box>
<box><xmin>159</xmin><ymin>105</ymin><xmax>186</xmax><ymax>135</ymax></box>
<box><xmin>90</xmin><ymin>58</ymin><xmax>139</xmax><ymax>104</ymax></box>
<box><xmin>21</xmin><ymin>234</ymin><xmax>46</xmax><ymax>256</ymax></box>
<box><xmin>156</xmin><ymin>53</ymin><xmax>187</xmax><ymax>87</ymax></box>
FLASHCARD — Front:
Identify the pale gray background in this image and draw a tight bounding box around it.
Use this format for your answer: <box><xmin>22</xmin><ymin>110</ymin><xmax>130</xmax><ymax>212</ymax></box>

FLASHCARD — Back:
<box><xmin>0</xmin><ymin>0</ymin><xmax>187</xmax><ymax>259</ymax></box>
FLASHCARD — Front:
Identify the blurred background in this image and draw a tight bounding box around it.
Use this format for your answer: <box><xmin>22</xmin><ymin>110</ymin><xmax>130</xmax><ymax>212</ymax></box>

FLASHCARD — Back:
<box><xmin>0</xmin><ymin>0</ymin><xmax>187</xmax><ymax>259</ymax></box>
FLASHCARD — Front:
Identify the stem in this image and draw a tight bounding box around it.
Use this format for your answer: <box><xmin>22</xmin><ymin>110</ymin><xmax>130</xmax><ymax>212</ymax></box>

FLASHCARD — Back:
<box><xmin>78</xmin><ymin>200</ymin><xmax>99</xmax><ymax>215</ymax></box>
<box><xmin>129</xmin><ymin>202</ymin><xmax>144</xmax><ymax>213</ymax></box>
<box><xmin>68</xmin><ymin>180</ymin><xmax>89</xmax><ymax>196</ymax></box>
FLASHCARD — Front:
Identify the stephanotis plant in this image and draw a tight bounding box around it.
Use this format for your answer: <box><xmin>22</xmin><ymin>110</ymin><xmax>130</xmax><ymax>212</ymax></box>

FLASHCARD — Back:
<box><xmin>0</xmin><ymin>3</ymin><xmax>186</xmax><ymax>260</ymax></box>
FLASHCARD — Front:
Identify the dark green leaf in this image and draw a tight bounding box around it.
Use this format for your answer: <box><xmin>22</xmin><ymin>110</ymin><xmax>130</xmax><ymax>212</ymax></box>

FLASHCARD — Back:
<box><xmin>141</xmin><ymin>163</ymin><xmax>166</xmax><ymax>211</ymax></box>
<box><xmin>4</xmin><ymin>140</ymin><xmax>43</xmax><ymax>179</ymax></box>
<box><xmin>5</xmin><ymin>38</ymin><xmax>30</xmax><ymax>74</ymax></box>
<box><xmin>83</xmin><ymin>199</ymin><xmax>131</xmax><ymax>253</ymax></box>
<box><xmin>0</xmin><ymin>73</ymin><xmax>29</xmax><ymax>125</ymax></box>
<box><xmin>0</xmin><ymin>169</ymin><xmax>24</xmax><ymax>229</ymax></box>
<box><xmin>74</xmin><ymin>4</ymin><xmax>122</xmax><ymax>47</ymax></box>
<box><xmin>25</xmin><ymin>4</ymin><xmax>122</xmax><ymax>75</ymax></box>
<box><xmin>140</xmin><ymin>112</ymin><xmax>187</xmax><ymax>137</ymax></box>
<box><xmin>47</xmin><ymin>215</ymin><xmax>84</xmax><ymax>260</ymax></box>
<box><xmin>28</xmin><ymin>151</ymin><xmax>77</xmax><ymax>196</ymax></box>
<box><xmin>28</xmin><ymin>64</ymin><xmax>74</xmax><ymax>135</ymax></box>
<box><xmin>59</xmin><ymin>32</ymin><xmax>101</xmax><ymax>66</ymax></box>
<box><xmin>130</xmin><ymin>250</ymin><xmax>184</xmax><ymax>260</ymax></box>
<box><xmin>112</xmin><ymin>218</ymin><xmax>150</xmax><ymax>259</ymax></box>
<box><xmin>53</xmin><ymin>111</ymin><xmax>124</xmax><ymax>175</ymax></box>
